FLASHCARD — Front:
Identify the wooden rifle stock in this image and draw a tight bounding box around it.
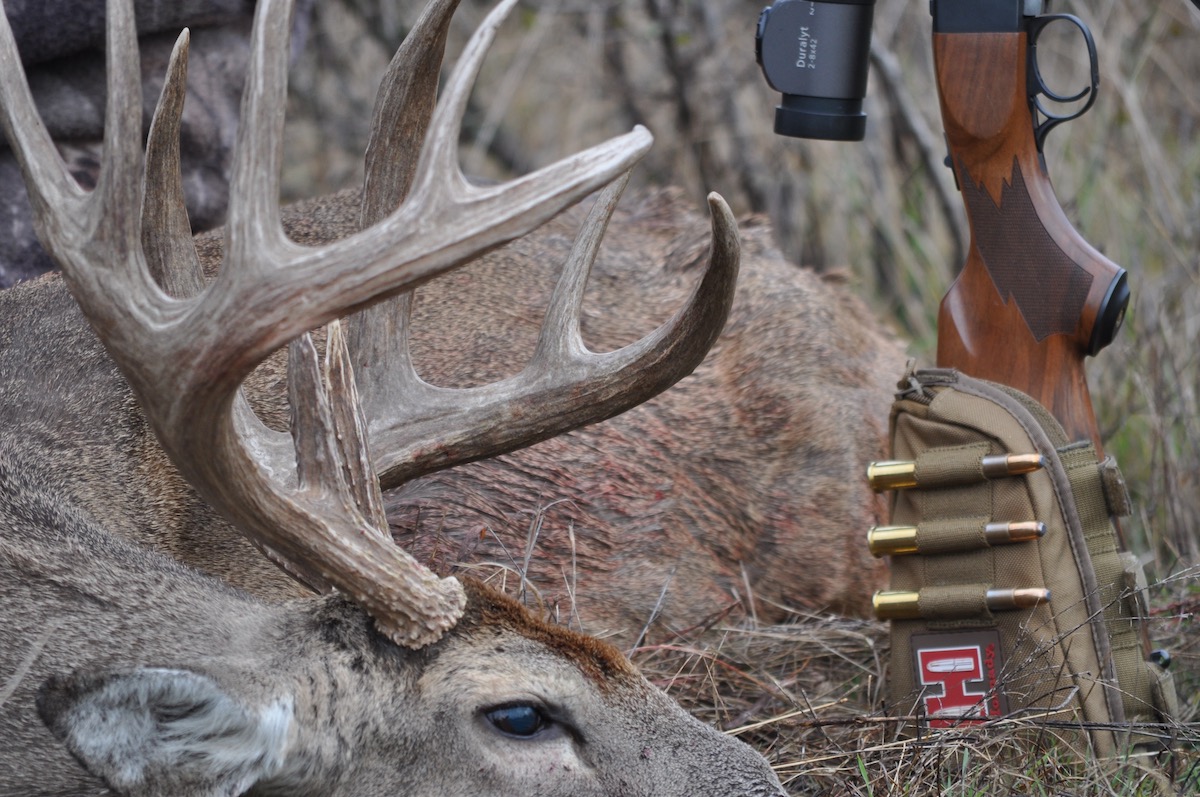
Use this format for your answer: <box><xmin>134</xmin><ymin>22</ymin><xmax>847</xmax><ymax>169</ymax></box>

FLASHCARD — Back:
<box><xmin>932</xmin><ymin>26</ymin><xmax>1129</xmax><ymax>452</ymax></box>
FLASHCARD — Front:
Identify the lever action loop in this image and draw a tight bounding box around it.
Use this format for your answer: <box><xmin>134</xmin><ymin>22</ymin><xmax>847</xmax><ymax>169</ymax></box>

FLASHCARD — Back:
<box><xmin>1027</xmin><ymin>13</ymin><xmax>1099</xmax><ymax>149</ymax></box>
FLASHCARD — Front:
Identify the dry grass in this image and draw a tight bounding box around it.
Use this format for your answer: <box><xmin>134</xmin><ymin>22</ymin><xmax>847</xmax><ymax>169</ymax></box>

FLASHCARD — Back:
<box><xmin>283</xmin><ymin>0</ymin><xmax>1200</xmax><ymax>792</ymax></box>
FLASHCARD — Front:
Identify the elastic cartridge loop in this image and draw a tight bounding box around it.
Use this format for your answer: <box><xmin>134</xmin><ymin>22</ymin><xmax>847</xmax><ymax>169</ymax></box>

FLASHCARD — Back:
<box><xmin>868</xmin><ymin>520</ymin><xmax>1046</xmax><ymax>557</ymax></box>
<box><xmin>867</xmin><ymin>452</ymin><xmax>1045</xmax><ymax>491</ymax></box>
<box><xmin>872</xmin><ymin>586</ymin><xmax>1051</xmax><ymax>621</ymax></box>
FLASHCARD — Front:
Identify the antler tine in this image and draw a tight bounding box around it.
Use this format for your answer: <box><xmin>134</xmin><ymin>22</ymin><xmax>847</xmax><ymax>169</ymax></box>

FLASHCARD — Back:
<box><xmin>347</xmin><ymin>0</ymin><xmax>462</xmax><ymax>430</ymax></box>
<box><xmin>367</xmin><ymin>182</ymin><xmax>741</xmax><ymax>488</ymax></box>
<box><xmin>322</xmin><ymin>321</ymin><xmax>389</xmax><ymax>534</ymax></box>
<box><xmin>530</xmin><ymin>171</ymin><xmax>639</xmax><ymax>365</ymax></box>
<box><xmin>283</xmin><ymin>323</ymin><xmax>460</xmax><ymax>646</ymax></box>
<box><xmin>361</xmin><ymin>0</ymin><xmax>463</xmax><ymax>225</ymax></box>
<box><xmin>221</xmin><ymin>0</ymin><xmax>292</xmax><ymax>275</ymax></box>
<box><xmin>143</xmin><ymin>29</ymin><xmax>206</xmax><ymax>300</ymax></box>
<box><xmin>0</xmin><ymin>13</ymin><xmax>78</xmax><ymax>213</ymax></box>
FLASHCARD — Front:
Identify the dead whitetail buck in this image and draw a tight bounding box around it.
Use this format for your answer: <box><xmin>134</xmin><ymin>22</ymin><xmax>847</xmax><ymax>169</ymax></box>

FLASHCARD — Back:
<box><xmin>0</xmin><ymin>0</ymin><xmax>794</xmax><ymax>793</ymax></box>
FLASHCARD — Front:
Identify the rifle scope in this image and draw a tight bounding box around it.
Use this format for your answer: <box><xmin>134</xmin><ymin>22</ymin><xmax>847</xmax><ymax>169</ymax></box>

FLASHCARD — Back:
<box><xmin>755</xmin><ymin>0</ymin><xmax>875</xmax><ymax>141</ymax></box>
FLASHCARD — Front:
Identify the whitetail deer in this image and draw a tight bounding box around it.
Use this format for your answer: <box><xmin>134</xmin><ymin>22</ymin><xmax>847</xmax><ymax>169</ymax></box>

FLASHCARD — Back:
<box><xmin>0</xmin><ymin>0</ymin><xmax>792</xmax><ymax>792</ymax></box>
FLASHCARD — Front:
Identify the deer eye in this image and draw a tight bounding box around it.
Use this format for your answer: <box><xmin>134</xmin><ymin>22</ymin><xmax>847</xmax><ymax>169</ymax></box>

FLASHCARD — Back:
<box><xmin>484</xmin><ymin>704</ymin><xmax>549</xmax><ymax>737</ymax></box>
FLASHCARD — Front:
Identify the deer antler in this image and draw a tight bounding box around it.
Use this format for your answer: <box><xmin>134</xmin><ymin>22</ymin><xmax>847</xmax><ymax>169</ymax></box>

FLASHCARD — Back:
<box><xmin>0</xmin><ymin>0</ymin><xmax>739</xmax><ymax>648</ymax></box>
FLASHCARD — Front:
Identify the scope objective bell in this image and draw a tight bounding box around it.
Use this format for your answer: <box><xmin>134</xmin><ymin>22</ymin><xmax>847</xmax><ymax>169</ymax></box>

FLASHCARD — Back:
<box><xmin>756</xmin><ymin>0</ymin><xmax>876</xmax><ymax>141</ymax></box>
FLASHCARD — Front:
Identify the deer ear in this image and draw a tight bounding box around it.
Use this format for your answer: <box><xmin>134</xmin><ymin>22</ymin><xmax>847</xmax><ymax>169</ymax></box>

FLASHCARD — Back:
<box><xmin>36</xmin><ymin>667</ymin><xmax>293</xmax><ymax>797</ymax></box>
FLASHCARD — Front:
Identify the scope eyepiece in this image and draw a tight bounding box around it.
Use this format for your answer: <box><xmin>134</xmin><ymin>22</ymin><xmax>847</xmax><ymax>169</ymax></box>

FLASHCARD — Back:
<box><xmin>756</xmin><ymin>0</ymin><xmax>876</xmax><ymax>141</ymax></box>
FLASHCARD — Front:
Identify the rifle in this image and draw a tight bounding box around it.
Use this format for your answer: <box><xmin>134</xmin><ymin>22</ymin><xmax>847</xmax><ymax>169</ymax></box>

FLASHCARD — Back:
<box><xmin>931</xmin><ymin>0</ymin><xmax>1128</xmax><ymax>454</ymax></box>
<box><xmin>756</xmin><ymin>0</ymin><xmax>1129</xmax><ymax>448</ymax></box>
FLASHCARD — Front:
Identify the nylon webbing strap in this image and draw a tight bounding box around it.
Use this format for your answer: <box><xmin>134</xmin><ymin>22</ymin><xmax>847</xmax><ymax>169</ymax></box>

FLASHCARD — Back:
<box><xmin>917</xmin><ymin>516</ymin><xmax>992</xmax><ymax>554</ymax></box>
<box><xmin>1061</xmin><ymin>444</ymin><xmax>1161</xmax><ymax>732</ymax></box>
